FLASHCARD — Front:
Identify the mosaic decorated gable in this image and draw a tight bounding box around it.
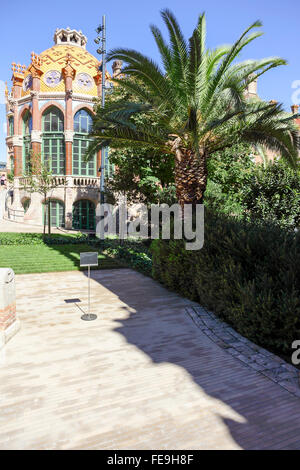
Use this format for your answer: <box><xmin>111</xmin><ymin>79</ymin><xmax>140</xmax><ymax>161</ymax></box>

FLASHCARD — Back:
<box><xmin>21</xmin><ymin>44</ymin><xmax>101</xmax><ymax>97</ymax></box>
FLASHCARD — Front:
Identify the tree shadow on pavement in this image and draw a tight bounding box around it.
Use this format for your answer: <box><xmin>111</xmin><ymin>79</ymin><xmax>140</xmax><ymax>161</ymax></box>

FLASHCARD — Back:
<box><xmin>85</xmin><ymin>268</ymin><xmax>300</xmax><ymax>450</ymax></box>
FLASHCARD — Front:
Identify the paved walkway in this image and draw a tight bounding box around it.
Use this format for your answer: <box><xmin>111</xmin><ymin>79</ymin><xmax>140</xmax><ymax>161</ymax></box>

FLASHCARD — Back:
<box><xmin>0</xmin><ymin>218</ymin><xmax>78</xmax><ymax>234</ymax></box>
<box><xmin>1</xmin><ymin>269</ymin><xmax>300</xmax><ymax>449</ymax></box>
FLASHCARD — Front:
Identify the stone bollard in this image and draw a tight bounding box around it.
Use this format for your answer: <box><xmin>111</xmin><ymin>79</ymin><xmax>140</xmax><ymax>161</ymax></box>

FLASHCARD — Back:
<box><xmin>0</xmin><ymin>268</ymin><xmax>20</xmax><ymax>349</ymax></box>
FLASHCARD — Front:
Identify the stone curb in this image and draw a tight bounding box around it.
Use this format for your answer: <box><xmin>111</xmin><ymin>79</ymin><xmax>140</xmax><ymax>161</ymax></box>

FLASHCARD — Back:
<box><xmin>186</xmin><ymin>305</ymin><xmax>300</xmax><ymax>399</ymax></box>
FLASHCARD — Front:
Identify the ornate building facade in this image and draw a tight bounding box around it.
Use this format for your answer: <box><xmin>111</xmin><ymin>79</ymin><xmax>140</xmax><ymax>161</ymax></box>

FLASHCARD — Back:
<box><xmin>5</xmin><ymin>28</ymin><xmax>121</xmax><ymax>230</ymax></box>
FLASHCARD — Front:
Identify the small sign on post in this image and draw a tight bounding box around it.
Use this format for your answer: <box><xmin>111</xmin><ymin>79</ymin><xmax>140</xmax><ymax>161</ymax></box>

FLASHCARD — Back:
<box><xmin>80</xmin><ymin>252</ymin><xmax>98</xmax><ymax>321</ymax></box>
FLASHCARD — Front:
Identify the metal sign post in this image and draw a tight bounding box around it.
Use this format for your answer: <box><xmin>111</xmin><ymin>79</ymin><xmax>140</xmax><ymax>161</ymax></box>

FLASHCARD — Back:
<box><xmin>80</xmin><ymin>252</ymin><xmax>99</xmax><ymax>321</ymax></box>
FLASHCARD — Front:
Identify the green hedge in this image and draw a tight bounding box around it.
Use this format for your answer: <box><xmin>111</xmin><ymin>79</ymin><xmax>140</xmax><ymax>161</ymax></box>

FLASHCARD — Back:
<box><xmin>102</xmin><ymin>238</ymin><xmax>152</xmax><ymax>276</ymax></box>
<box><xmin>0</xmin><ymin>232</ymin><xmax>90</xmax><ymax>246</ymax></box>
<box><xmin>240</xmin><ymin>162</ymin><xmax>300</xmax><ymax>229</ymax></box>
<box><xmin>151</xmin><ymin>211</ymin><xmax>300</xmax><ymax>356</ymax></box>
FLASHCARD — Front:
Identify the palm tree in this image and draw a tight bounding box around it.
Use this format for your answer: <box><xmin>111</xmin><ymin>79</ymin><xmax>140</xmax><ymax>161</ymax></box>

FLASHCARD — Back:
<box><xmin>89</xmin><ymin>9</ymin><xmax>300</xmax><ymax>208</ymax></box>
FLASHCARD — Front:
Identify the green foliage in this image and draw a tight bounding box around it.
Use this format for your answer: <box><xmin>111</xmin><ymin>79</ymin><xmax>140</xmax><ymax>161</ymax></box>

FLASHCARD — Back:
<box><xmin>105</xmin><ymin>147</ymin><xmax>176</xmax><ymax>205</ymax></box>
<box><xmin>102</xmin><ymin>238</ymin><xmax>152</xmax><ymax>276</ymax></box>
<box><xmin>7</xmin><ymin>169</ymin><xmax>14</xmax><ymax>183</ymax></box>
<box><xmin>0</xmin><ymin>232</ymin><xmax>89</xmax><ymax>246</ymax></box>
<box><xmin>151</xmin><ymin>211</ymin><xmax>300</xmax><ymax>357</ymax></box>
<box><xmin>205</xmin><ymin>142</ymin><xmax>255</xmax><ymax>215</ymax></box>
<box><xmin>101</xmin><ymin>80</ymin><xmax>176</xmax><ymax>205</ymax></box>
<box><xmin>89</xmin><ymin>8</ymin><xmax>300</xmax><ymax>191</ymax></box>
<box><xmin>21</xmin><ymin>151</ymin><xmax>62</xmax><ymax>235</ymax></box>
<box><xmin>240</xmin><ymin>161</ymin><xmax>300</xmax><ymax>228</ymax></box>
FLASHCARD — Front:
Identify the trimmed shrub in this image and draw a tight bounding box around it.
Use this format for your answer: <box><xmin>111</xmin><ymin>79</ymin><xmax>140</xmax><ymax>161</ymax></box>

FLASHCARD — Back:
<box><xmin>0</xmin><ymin>232</ymin><xmax>89</xmax><ymax>246</ymax></box>
<box><xmin>151</xmin><ymin>211</ymin><xmax>300</xmax><ymax>356</ymax></box>
<box><xmin>240</xmin><ymin>162</ymin><xmax>300</xmax><ymax>229</ymax></box>
<box><xmin>102</xmin><ymin>238</ymin><xmax>152</xmax><ymax>276</ymax></box>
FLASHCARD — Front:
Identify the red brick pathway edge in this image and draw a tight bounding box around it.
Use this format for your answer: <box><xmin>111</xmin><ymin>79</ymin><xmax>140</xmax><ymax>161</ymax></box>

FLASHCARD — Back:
<box><xmin>186</xmin><ymin>306</ymin><xmax>300</xmax><ymax>399</ymax></box>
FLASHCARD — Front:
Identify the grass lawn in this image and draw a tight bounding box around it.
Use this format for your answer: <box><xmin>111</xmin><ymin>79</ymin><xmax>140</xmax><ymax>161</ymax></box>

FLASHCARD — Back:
<box><xmin>0</xmin><ymin>244</ymin><xmax>124</xmax><ymax>274</ymax></box>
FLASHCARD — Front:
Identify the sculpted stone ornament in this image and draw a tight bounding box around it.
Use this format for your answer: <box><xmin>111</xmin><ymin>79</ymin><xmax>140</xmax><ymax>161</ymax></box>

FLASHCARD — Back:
<box><xmin>23</xmin><ymin>75</ymin><xmax>33</xmax><ymax>92</ymax></box>
<box><xmin>7</xmin><ymin>98</ymin><xmax>15</xmax><ymax>113</ymax></box>
<box><xmin>12</xmin><ymin>135</ymin><xmax>23</xmax><ymax>147</ymax></box>
<box><xmin>62</xmin><ymin>54</ymin><xmax>76</xmax><ymax>80</ymax></box>
<box><xmin>66</xmin><ymin>89</ymin><xmax>73</xmax><ymax>99</ymax></box>
<box><xmin>31</xmin><ymin>130</ymin><xmax>42</xmax><ymax>143</ymax></box>
<box><xmin>44</xmin><ymin>70</ymin><xmax>62</xmax><ymax>87</ymax></box>
<box><xmin>77</xmin><ymin>73</ymin><xmax>93</xmax><ymax>90</ymax></box>
<box><xmin>112</xmin><ymin>60</ymin><xmax>123</xmax><ymax>77</ymax></box>
<box><xmin>64</xmin><ymin>130</ymin><xmax>74</xmax><ymax>142</ymax></box>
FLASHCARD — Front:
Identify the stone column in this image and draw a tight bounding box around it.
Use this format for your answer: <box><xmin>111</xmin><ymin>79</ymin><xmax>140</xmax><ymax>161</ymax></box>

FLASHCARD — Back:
<box><xmin>11</xmin><ymin>69</ymin><xmax>24</xmax><ymax>100</ymax></box>
<box><xmin>64</xmin><ymin>131</ymin><xmax>74</xmax><ymax>175</ymax></box>
<box><xmin>12</xmin><ymin>136</ymin><xmax>23</xmax><ymax>177</ymax></box>
<box><xmin>62</xmin><ymin>54</ymin><xmax>76</xmax><ymax>176</ymax></box>
<box><xmin>28</xmin><ymin>56</ymin><xmax>43</xmax><ymax>162</ymax></box>
<box><xmin>11</xmin><ymin>66</ymin><xmax>25</xmax><ymax>176</ymax></box>
<box><xmin>31</xmin><ymin>130</ymin><xmax>42</xmax><ymax>161</ymax></box>
<box><xmin>65</xmin><ymin>176</ymin><xmax>74</xmax><ymax>229</ymax></box>
<box><xmin>31</xmin><ymin>87</ymin><xmax>41</xmax><ymax>156</ymax></box>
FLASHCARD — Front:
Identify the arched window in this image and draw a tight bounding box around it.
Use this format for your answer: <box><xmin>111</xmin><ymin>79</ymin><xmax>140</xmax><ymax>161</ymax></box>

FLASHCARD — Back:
<box><xmin>74</xmin><ymin>109</ymin><xmax>93</xmax><ymax>133</ymax></box>
<box><xmin>42</xmin><ymin>107</ymin><xmax>65</xmax><ymax>175</ymax></box>
<box><xmin>103</xmin><ymin>146</ymin><xmax>114</xmax><ymax>178</ymax></box>
<box><xmin>73</xmin><ymin>109</ymin><xmax>96</xmax><ymax>176</ymax></box>
<box><xmin>23</xmin><ymin>110</ymin><xmax>32</xmax><ymax>173</ymax></box>
<box><xmin>43</xmin><ymin>199</ymin><xmax>65</xmax><ymax>227</ymax></box>
<box><xmin>8</xmin><ymin>116</ymin><xmax>14</xmax><ymax>136</ymax></box>
<box><xmin>72</xmin><ymin>199</ymin><xmax>95</xmax><ymax>230</ymax></box>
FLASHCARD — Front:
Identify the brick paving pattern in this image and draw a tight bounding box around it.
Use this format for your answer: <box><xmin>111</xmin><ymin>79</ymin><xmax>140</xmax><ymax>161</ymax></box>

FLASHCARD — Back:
<box><xmin>1</xmin><ymin>269</ymin><xmax>300</xmax><ymax>449</ymax></box>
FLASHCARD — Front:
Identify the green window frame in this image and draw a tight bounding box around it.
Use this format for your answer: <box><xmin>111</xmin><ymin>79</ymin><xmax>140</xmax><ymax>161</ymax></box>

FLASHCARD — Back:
<box><xmin>73</xmin><ymin>109</ymin><xmax>96</xmax><ymax>176</ymax></box>
<box><xmin>74</xmin><ymin>109</ymin><xmax>93</xmax><ymax>133</ymax></box>
<box><xmin>73</xmin><ymin>135</ymin><xmax>96</xmax><ymax>176</ymax></box>
<box><xmin>42</xmin><ymin>107</ymin><xmax>65</xmax><ymax>175</ymax></box>
<box><xmin>72</xmin><ymin>199</ymin><xmax>95</xmax><ymax>230</ymax></box>
<box><xmin>23</xmin><ymin>111</ymin><xmax>32</xmax><ymax>174</ymax></box>
<box><xmin>43</xmin><ymin>107</ymin><xmax>64</xmax><ymax>132</ymax></box>
<box><xmin>43</xmin><ymin>200</ymin><xmax>65</xmax><ymax>227</ymax></box>
<box><xmin>103</xmin><ymin>146</ymin><xmax>114</xmax><ymax>178</ymax></box>
<box><xmin>9</xmin><ymin>117</ymin><xmax>14</xmax><ymax>136</ymax></box>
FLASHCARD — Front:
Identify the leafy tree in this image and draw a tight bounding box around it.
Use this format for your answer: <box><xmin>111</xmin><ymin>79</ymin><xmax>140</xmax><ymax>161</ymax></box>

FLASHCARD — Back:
<box><xmin>205</xmin><ymin>142</ymin><xmax>255</xmax><ymax>216</ymax></box>
<box><xmin>21</xmin><ymin>151</ymin><xmax>60</xmax><ymax>235</ymax></box>
<box><xmin>240</xmin><ymin>161</ymin><xmax>300</xmax><ymax>228</ymax></box>
<box><xmin>102</xmin><ymin>81</ymin><xmax>176</xmax><ymax>205</ymax></box>
<box><xmin>105</xmin><ymin>147</ymin><xmax>176</xmax><ymax>205</ymax></box>
<box><xmin>89</xmin><ymin>9</ymin><xmax>300</xmax><ymax>209</ymax></box>
<box><xmin>7</xmin><ymin>168</ymin><xmax>14</xmax><ymax>184</ymax></box>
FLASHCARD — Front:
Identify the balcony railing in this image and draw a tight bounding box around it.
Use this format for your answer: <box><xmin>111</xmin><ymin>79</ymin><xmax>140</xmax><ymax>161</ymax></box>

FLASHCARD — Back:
<box><xmin>17</xmin><ymin>176</ymin><xmax>100</xmax><ymax>188</ymax></box>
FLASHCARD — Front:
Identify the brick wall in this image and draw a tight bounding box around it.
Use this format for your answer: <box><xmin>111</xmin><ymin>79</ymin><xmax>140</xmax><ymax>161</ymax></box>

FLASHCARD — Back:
<box><xmin>0</xmin><ymin>301</ymin><xmax>16</xmax><ymax>331</ymax></box>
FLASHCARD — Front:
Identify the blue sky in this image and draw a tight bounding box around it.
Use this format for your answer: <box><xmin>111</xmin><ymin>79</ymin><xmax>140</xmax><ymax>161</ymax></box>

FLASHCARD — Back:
<box><xmin>1</xmin><ymin>0</ymin><xmax>300</xmax><ymax>161</ymax></box>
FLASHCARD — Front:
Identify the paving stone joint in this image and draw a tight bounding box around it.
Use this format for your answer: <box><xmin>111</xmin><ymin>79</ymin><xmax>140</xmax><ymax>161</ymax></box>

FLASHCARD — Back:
<box><xmin>186</xmin><ymin>305</ymin><xmax>300</xmax><ymax>399</ymax></box>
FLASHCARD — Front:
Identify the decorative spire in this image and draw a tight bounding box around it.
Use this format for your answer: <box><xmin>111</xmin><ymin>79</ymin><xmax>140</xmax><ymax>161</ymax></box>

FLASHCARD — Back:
<box><xmin>53</xmin><ymin>27</ymin><xmax>87</xmax><ymax>49</ymax></box>
<box><xmin>11</xmin><ymin>63</ymin><xmax>26</xmax><ymax>74</ymax></box>
<box><xmin>62</xmin><ymin>53</ymin><xmax>76</xmax><ymax>80</ymax></box>
<box><xmin>31</xmin><ymin>52</ymin><xmax>43</xmax><ymax>67</ymax></box>
<box><xmin>112</xmin><ymin>60</ymin><xmax>123</xmax><ymax>78</ymax></box>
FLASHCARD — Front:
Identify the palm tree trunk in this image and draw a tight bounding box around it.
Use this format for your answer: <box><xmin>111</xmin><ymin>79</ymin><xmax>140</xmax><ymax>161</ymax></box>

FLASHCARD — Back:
<box><xmin>174</xmin><ymin>148</ymin><xmax>208</xmax><ymax>208</ymax></box>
